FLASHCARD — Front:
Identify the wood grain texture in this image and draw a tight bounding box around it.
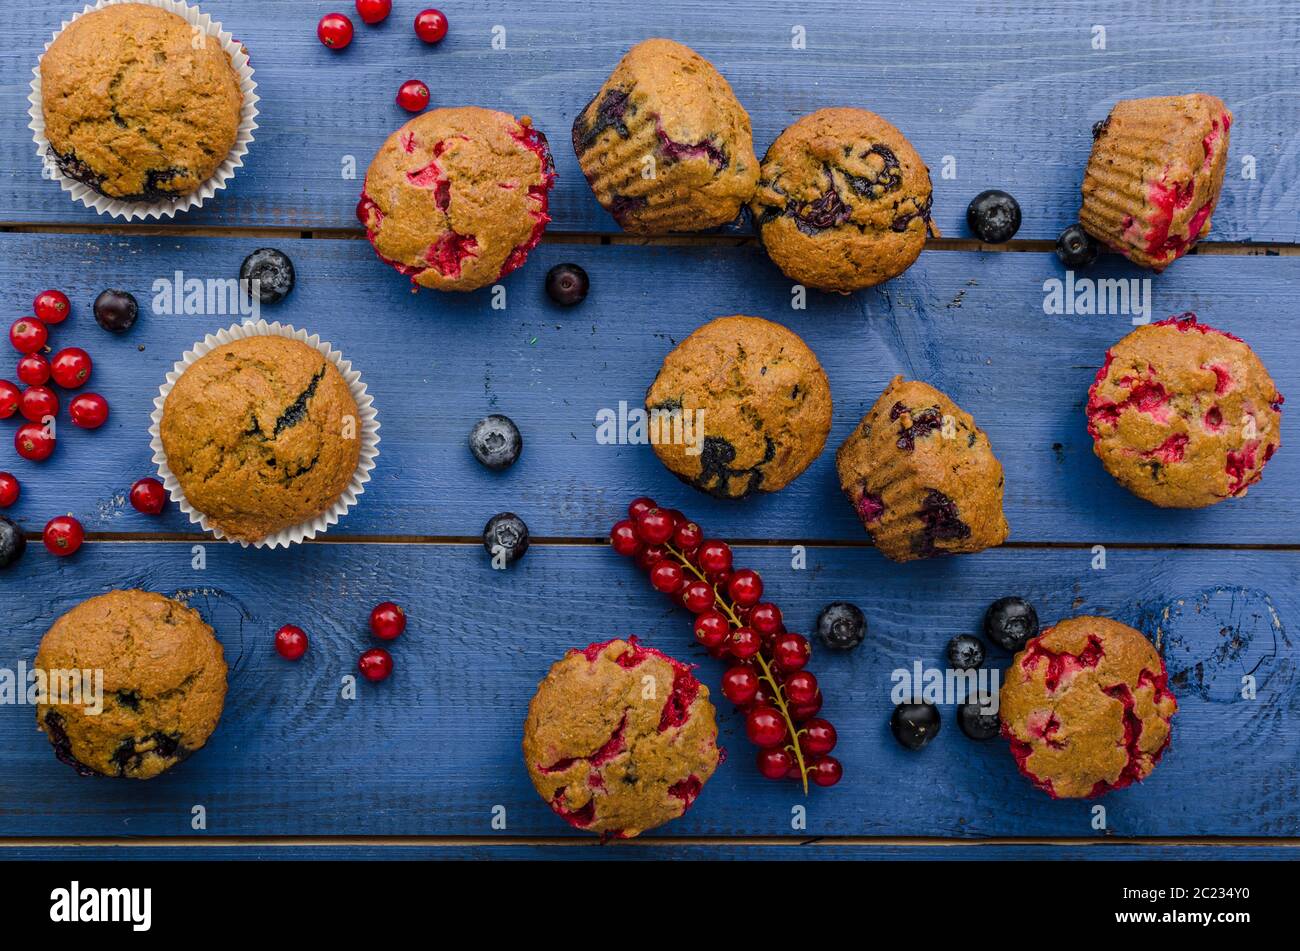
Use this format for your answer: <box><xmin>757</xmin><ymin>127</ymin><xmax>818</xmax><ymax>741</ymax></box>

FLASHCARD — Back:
<box><xmin>1</xmin><ymin>1</ymin><xmax>1296</xmax><ymax>240</ymax></box>
<box><xmin>0</xmin><ymin>542</ymin><xmax>1294</xmax><ymax>838</ymax></box>
<box><xmin>0</xmin><ymin>234</ymin><xmax>1295</xmax><ymax>545</ymax></box>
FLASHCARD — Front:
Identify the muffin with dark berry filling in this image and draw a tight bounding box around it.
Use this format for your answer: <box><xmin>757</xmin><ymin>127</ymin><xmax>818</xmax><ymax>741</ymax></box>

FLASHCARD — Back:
<box><xmin>523</xmin><ymin>638</ymin><xmax>721</xmax><ymax>838</ymax></box>
<box><xmin>39</xmin><ymin>3</ymin><xmax>243</xmax><ymax>201</ymax></box>
<box><xmin>645</xmin><ymin>315</ymin><xmax>832</xmax><ymax>499</ymax></box>
<box><xmin>1080</xmin><ymin>94</ymin><xmax>1231</xmax><ymax>270</ymax></box>
<box><xmin>572</xmin><ymin>38</ymin><xmax>758</xmax><ymax>233</ymax></box>
<box><xmin>36</xmin><ymin>590</ymin><xmax>227</xmax><ymax>780</ymax></box>
<box><xmin>836</xmin><ymin>376</ymin><xmax>1008</xmax><ymax>561</ymax></box>
<box><xmin>358</xmin><ymin>107</ymin><xmax>556</xmax><ymax>291</ymax></box>
<box><xmin>750</xmin><ymin>108</ymin><xmax>936</xmax><ymax>293</ymax></box>
<box><xmin>1000</xmin><ymin>616</ymin><xmax>1177</xmax><ymax>799</ymax></box>
<box><xmin>1087</xmin><ymin>313</ymin><xmax>1282</xmax><ymax>507</ymax></box>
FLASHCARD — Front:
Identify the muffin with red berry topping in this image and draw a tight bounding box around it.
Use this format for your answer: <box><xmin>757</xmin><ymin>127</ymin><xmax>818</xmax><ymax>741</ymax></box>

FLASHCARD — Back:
<box><xmin>572</xmin><ymin>38</ymin><xmax>758</xmax><ymax>234</ymax></box>
<box><xmin>645</xmin><ymin>316</ymin><xmax>832</xmax><ymax>499</ymax></box>
<box><xmin>750</xmin><ymin>108</ymin><xmax>936</xmax><ymax>293</ymax></box>
<box><xmin>1080</xmin><ymin>94</ymin><xmax>1231</xmax><ymax>270</ymax></box>
<box><xmin>358</xmin><ymin>107</ymin><xmax>556</xmax><ymax>291</ymax></box>
<box><xmin>836</xmin><ymin>376</ymin><xmax>1008</xmax><ymax>562</ymax></box>
<box><xmin>523</xmin><ymin>638</ymin><xmax>721</xmax><ymax>838</ymax></box>
<box><xmin>1087</xmin><ymin>314</ymin><xmax>1282</xmax><ymax>508</ymax></box>
<box><xmin>1000</xmin><ymin>615</ymin><xmax>1177</xmax><ymax>799</ymax></box>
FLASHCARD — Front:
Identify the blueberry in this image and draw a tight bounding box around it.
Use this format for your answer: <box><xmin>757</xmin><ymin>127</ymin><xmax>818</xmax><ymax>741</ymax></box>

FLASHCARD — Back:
<box><xmin>1056</xmin><ymin>223</ymin><xmax>1099</xmax><ymax>269</ymax></box>
<box><xmin>469</xmin><ymin>415</ymin><xmax>523</xmax><ymax>471</ymax></box>
<box><xmin>93</xmin><ymin>289</ymin><xmax>138</xmax><ymax>334</ymax></box>
<box><xmin>545</xmin><ymin>263</ymin><xmax>589</xmax><ymax>306</ymax></box>
<box><xmin>958</xmin><ymin>694</ymin><xmax>1001</xmax><ymax>741</ymax></box>
<box><xmin>966</xmin><ymin>189</ymin><xmax>1022</xmax><ymax>243</ymax></box>
<box><xmin>984</xmin><ymin>596</ymin><xmax>1040</xmax><ymax>652</ymax></box>
<box><xmin>946</xmin><ymin>634</ymin><xmax>986</xmax><ymax>671</ymax></box>
<box><xmin>0</xmin><ymin>516</ymin><xmax>26</xmax><ymax>570</ymax></box>
<box><xmin>240</xmin><ymin>248</ymin><xmax>296</xmax><ymax>305</ymax></box>
<box><xmin>890</xmin><ymin>702</ymin><xmax>941</xmax><ymax>751</ymax></box>
<box><xmin>483</xmin><ymin>513</ymin><xmax>529</xmax><ymax>565</ymax></box>
<box><xmin>815</xmin><ymin>602</ymin><xmax>866</xmax><ymax>651</ymax></box>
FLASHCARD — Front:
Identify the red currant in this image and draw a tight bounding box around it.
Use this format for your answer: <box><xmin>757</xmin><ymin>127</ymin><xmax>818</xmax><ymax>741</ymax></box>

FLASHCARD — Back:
<box><xmin>789</xmin><ymin>693</ymin><xmax>823</xmax><ymax>722</ymax></box>
<box><xmin>50</xmin><ymin>348</ymin><xmax>92</xmax><ymax>389</ymax></box>
<box><xmin>757</xmin><ymin>747</ymin><xmax>794</xmax><ymax>780</ymax></box>
<box><xmin>807</xmin><ymin>755</ymin><xmax>843</xmax><ymax>788</ymax></box>
<box><xmin>745</xmin><ymin>705</ymin><xmax>788</xmax><ymax>748</ymax></box>
<box><xmin>697</xmin><ymin>540</ymin><xmax>732</xmax><ymax>575</ymax></box>
<box><xmin>0</xmin><ymin>473</ymin><xmax>18</xmax><ymax>508</ymax></box>
<box><xmin>672</xmin><ymin>519</ymin><xmax>703</xmax><ymax>552</ymax></box>
<box><xmin>634</xmin><ymin>508</ymin><xmax>674</xmax><ymax>545</ymax></box>
<box><xmin>662</xmin><ymin>509</ymin><xmax>686</xmax><ymax>528</ymax></box>
<box><xmin>634</xmin><ymin>543</ymin><xmax>667</xmax><ymax>572</ymax></box>
<box><xmin>17</xmin><ymin>355</ymin><xmax>50</xmax><ymax>386</ymax></box>
<box><xmin>649</xmin><ymin>560</ymin><xmax>685</xmax><ymax>594</ymax></box>
<box><xmin>800</xmin><ymin>718</ymin><xmax>837</xmax><ymax>756</ymax></box>
<box><xmin>396</xmin><ymin>79</ymin><xmax>430</xmax><ymax>112</ymax></box>
<box><xmin>15</xmin><ymin>422</ymin><xmax>54</xmax><ymax>462</ymax></box>
<box><xmin>0</xmin><ymin>380</ymin><xmax>18</xmax><ymax>419</ymax></box>
<box><xmin>354</xmin><ymin>0</ymin><xmax>391</xmax><ymax>24</ymax></box>
<box><xmin>43</xmin><ymin>515</ymin><xmax>84</xmax><ymax>557</ymax></box>
<box><xmin>129</xmin><ymin>477</ymin><xmax>167</xmax><ymax>515</ymax></box>
<box><xmin>369</xmin><ymin>601</ymin><xmax>407</xmax><ymax>640</ymax></box>
<box><xmin>721</xmin><ymin>665</ymin><xmax>759</xmax><ymax>706</ymax></box>
<box><xmin>19</xmin><ymin>386</ymin><xmax>58</xmax><ymax>424</ymax></box>
<box><xmin>693</xmin><ymin>610</ymin><xmax>729</xmax><ymax>649</ymax></box>
<box><xmin>750</xmin><ymin>602</ymin><xmax>783</xmax><ymax>636</ymax></box>
<box><xmin>358</xmin><ymin>647</ymin><xmax>393</xmax><ymax>682</ymax></box>
<box><xmin>773</xmin><ymin>632</ymin><xmax>811</xmax><ymax>672</ymax></box>
<box><xmin>609</xmin><ymin>519</ymin><xmax>640</xmax><ymax>556</ymax></box>
<box><xmin>727</xmin><ymin>568</ymin><xmax>763</xmax><ymax>608</ymax></box>
<box><xmin>9</xmin><ymin>318</ymin><xmax>47</xmax><ymax>355</ymax></box>
<box><xmin>680</xmin><ymin>579</ymin><xmax>714</xmax><ymax>613</ymax></box>
<box><xmin>784</xmin><ymin>669</ymin><xmax>819</xmax><ymax>705</ymax></box>
<box><xmin>69</xmin><ymin>392</ymin><xmax>108</xmax><ymax>429</ymax></box>
<box><xmin>726</xmin><ymin>625</ymin><xmax>761</xmax><ymax>659</ymax></box>
<box><xmin>413</xmin><ymin>8</ymin><xmax>448</xmax><ymax>43</ymax></box>
<box><xmin>317</xmin><ymin>12</ymin><xmax>355</xmax><ymax>49</ymax></box>
<box><xmin>33</xmin><ymin>290</ymin><xmax>70</xmax><ymax>325</ymax></box>
<box><xmin>275</xmin><ymin>624</ymin><xmax>309</xmax><ymax>660</ymax></box>
<box><xmin>627</xmin><ymin>496</ymin><xmax>656</xmax><ymax>521</ymax></box>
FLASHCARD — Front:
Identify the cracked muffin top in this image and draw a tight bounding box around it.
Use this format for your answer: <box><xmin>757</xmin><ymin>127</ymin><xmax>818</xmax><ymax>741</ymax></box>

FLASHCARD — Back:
<box><xmin>1087</xmin><ymin>314</ymin><xmax>1283</xmax><ymax>508</ymax></box>
<box><xmin>358</xmin><ymin>107</ymin><xmax>556</xmax><ymax>292</ymax></box>
<box><xmin>645</xmin><ymin>315</ymin><xmax>832</xmax><ymax>499</ymax></box>
<box><xmin>36</xmin><ymin>590</ymin><xmax>227</xmax><ymax>780</ymax></box>
<box><xmin>836</xmin><ymin>376</ymin><xmax>1008</xmax><ymax>561</ymax></box>
<box><xmin>1000</xmin><ymin>616</ymin><xmax>1177</xmax><ymax>799</ymax></box>
<box><xmin>572</xmin><ymin>38</ymin><xmax>758</xmax><ymax>234</ymax></box>
<box><xmin>523</xmin><ymin>638</ymin><xmax>721</xmax><ymax>838</ymax></box>
<box><xmin>161</xmin><ymin>336</ymin><xmax>361</xmax><ymax>543</ymax></box>
<box><xmin>1080</xmin><ymin>94</ymin><xmax>1231</xmax><ymax>271</ymax></box>
<box><xmin>40</xmin><ymin>3</ymin><xmax>243</xmax><ymax>201</ymax></box>
<box><xmin>750</xmin><ymin>108</ymin><xmax>936</xmax><ymax>293</ymax></box>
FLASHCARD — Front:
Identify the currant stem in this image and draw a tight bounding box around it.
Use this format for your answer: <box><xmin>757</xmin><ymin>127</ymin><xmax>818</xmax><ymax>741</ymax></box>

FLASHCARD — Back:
<box><xmin>667</xmin><ymin>544</ymin><xmax>811</xmax><ymax>795</ymax></box>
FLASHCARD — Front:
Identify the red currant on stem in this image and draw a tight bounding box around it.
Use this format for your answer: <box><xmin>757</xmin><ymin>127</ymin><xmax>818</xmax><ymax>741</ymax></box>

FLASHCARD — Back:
<box><xmin>627</xmin><ymin>496</ymin><xmax>656</xmax><ymax>521</ymax></box>
<box><xmin>634</xmin><ymin>507</ymin><xmax>674</xmax><ymax>545</ymax></box>
<box><xmin>69</xmin><ymin>393</ymin><xmax>109</xmax><ymax>429</ymax></box>
<box><xmin>773</xmin><ymin>632</ymin><xmax>811</xmax><ymax>672</ymax></box>
<box><xmin>756</xmin><ymin>747</ymin><xmax>794</xmax><ymax>780</ymax></box>
<box><xmin>413</xmin><ymin>8</ymin><xmax>448</xmax><ymax>43</ymax></box>
<box><xmin>354</xmin><ymin>0</ymin><xmax>391</xmax><ymax>24</ymax></box>
<box><xmin>50</xmin><ymin>348</ymin><xmax>92</xmax><ymax>389</ymax></box>
<box><xmin>789</xmin><ymin>693</ymin><xmax>823</xmax><ymax>722</ymax></box>
<box><xmin>9</xmin><ymin>318</ymin><xmax>47</xmax><ymax>355</ymax></box>
<box><xmin>358</xmin><ymin>648</ymin><xmax>393</xmax><ymax>682</ymax></box>
<box><xmin>609</xmin><ymin>519</ymin><xmax>640</xmax><ymax>556</ymax></box>
<box><xmin>649</xmin><ymin>560</ymin><xmax>684</xmax><ymax>594</ymax></box>
<box><xmin>784</xmin><ymin>669</ymin><xmax>819</xmax><ymax>705</ymax></box>
<box><xmin>807</xmin><ymin>756</ymin><xmax>843</xmax><ymax>788</ymax></box>
<box><xmin>43</xmin><ymin>515</ymin><xmax>84</xmax><ymax>557</ymax></box>
<box><xmin>396</xmin><ymin>79</ymin><xmax>430</xmax><ymax>112</ymax></box>
<box><xmin>0</xmin><ymin>380</ymin><xmax>18</xmax><ymax>419</ymax></box>
<box><xmin>17</xmin><ymin>355</ymin><xmax>50</xmax><ymax>386</ymax></box>
<box><xmin>672</xmin><ymin>519</ymin><xmax>703</xmax><ymax>552</ymax></box>
<box><xmin>275</xmin><ymin>624</ymin><xmax>309</xmax><ymax>660</ymax></box>
<box><xmin>697</xmin><ymin>539</ymin><xmax>732</xmax><ymax>575</ymax></box>
<box><xmin>0</xmin><ymin>472</ymin><xmax>19</xmax><ymax>508</ymax></box>
<box><xmin>317</xmin><ymin>12</ymin><xmax>355</xmax><ymax>49</ymax></box>
<box><xmin>745</xmin><ymin>705</ymin><xmax>788</xmax><ymax>748</ymax></box>
<box><xmin>680</xmin><ymin>579</ymin><xmax>714</xmax><ymax>613</ymax></box>
<box><xmin>130</xmin><ymin>477</ymin><xmax>167</xmax><ymax>515</ymax></box>
<box><xmin>800</xmin><ymin>718</ymin><xmax>837</xmax><ymax>756</ymax></box>
<box><xmin>693</xmin><ymin>611</ymin><xmax>729</xmax><ymax>649</ymax></box>
<box><xmin>15</xmin><ymin>423</ymin><xmax>55</xmax><ymax>462</ymax></box>
<box><xmin>634</xmin><ymin>543</ymin><xmax>667</xmax><ymax>572</ymax></box>
<box><xmin>19</xmin><ymin>386</ymin><xmax>58</xmax><ymax>424</ymax></box>
<box><xmin>749</xmin><ymin>602</ymin><xmax>782</xmax><ymax>636</ymax></box>
<box><xmin>726</xmin><ymin>626</ymin><xmax>761</xmax><ymax>659</ymax></box>
<box><xmin>33</xmin><ymin>290</ymin><xmax>70</xmax><ymax>325</ymax></box>
<box><xmin>721</xmin><ymin>665</ymin><xmax>759</xmax><ymax>705</ymax></box>
<box><xmin>370</xmin><ymin>601</ymin><xmax>406</xmax><ymax>640</ymax></box>
<box><xmin>727</xmin><ymin>568</ymin><xmax>763</xmax><ymax>607</ymax></box>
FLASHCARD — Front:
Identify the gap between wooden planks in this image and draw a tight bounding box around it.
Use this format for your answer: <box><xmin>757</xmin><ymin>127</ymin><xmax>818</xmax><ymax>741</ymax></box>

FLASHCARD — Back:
<box><xmin>1</xmin><ymin>836</ymin><xmax>1296</xmax><ymax>848</ymax></box>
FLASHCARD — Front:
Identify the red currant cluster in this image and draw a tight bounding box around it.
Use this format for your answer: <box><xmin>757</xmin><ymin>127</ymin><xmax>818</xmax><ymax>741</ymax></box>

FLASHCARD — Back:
<box><xmin>275</xmin><ymin>601</ymin><xmax>408</xmax><ymax>685</ymax></box>
<box><xmin>610</xmin><ymin>498</ymin><xmax>842</xmax><ymax>792</ymax></box>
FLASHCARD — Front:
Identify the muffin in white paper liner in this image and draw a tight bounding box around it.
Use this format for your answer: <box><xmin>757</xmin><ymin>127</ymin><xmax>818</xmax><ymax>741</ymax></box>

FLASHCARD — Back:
<box><xmin>149</xmin><ymin>321</ymin><xmax>380</xmax><ymax>549</ymax></box>
<box><xmin>28</xmin><ymin>0</ymin><xmax>259</xmax><ymax>221</ymax></box>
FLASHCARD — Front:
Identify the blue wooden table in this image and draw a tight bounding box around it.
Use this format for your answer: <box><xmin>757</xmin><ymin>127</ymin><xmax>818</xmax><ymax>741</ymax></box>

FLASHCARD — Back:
<box><xmin>1</xmin><ymin>0</ymin><xmax>1297</xmax><ymax>861</ymax></box>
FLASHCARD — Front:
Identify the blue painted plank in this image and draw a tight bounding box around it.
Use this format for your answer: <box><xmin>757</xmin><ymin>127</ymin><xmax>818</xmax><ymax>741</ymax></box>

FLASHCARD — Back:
<box><xmin>1</xmin><ymin>1</ymin><xmax>1296</xmax><ymax>240</ymax></box>
<box><xmin>0</xmin><ymin>234</ymin><xmax>1295</xmax><ymax>544</ymax></box>
<box><xmin>0</xmin><ymin>541</ymin><xmax>1294</xmax><ymax>837</ymax></box>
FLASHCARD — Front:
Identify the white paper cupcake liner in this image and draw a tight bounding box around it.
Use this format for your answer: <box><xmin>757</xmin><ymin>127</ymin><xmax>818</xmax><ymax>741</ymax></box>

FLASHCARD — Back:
<box><xmin>28</xmin><ymin>0</ymin><xmax>259</xmax><ymax>221</ymax></box>
<box><xmin>149</xmin><ymin>320</ymin><xmax>381</xmax><ymax>550</ymax></box>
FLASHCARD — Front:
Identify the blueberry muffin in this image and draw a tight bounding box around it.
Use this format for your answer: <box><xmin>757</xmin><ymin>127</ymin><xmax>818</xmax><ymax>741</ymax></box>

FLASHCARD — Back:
<box><xmin>36</xmin><ymin>590</ymin><xmax>227</xmax><ymax>780</ymax></box>
<box><xmin>161</xmin><ymin>336</ymin><xmax>361</xmax><ymax>543</ymax></box>
<box><xmin>572</xmin><ymin>38</ymin><xmax>758</xmax><ymax>234</ymax></box>
<box><xmin>358</xmin><ymin>107</ymin><xmax>556</xmax><ymax>291</ymax></box>
<box><xmin>1000</xmin><ymin>616</ymin><xmax>1177</xmax><ymax>799</ymax></box>
<box><xmin>836</xmin><ymin>376</ymin><xmax>1008</xmax><ymax>561</ymax></box>
<box><xmin>1087</xmin><ymin>314</ymin><xmax>1283</xmax><ymax>508</ymax></box>
<box><xmin>749</xmin><ymin>108</ymin><xmax>936</xmax><ymax>293</ymax></box>
<box><xmin>645</xmin><ymin>316</ymin><xmax>832</xmax><ymax>499</ymax></box>
<box><xmin>1080</xmin><ymin>94</ymin><xmax>1231</xmax><ymax>270</ymax></box>
<box><xmin>523</xmin><ymin>638</ymin><xmax>721</xmax><ymax>838</ymax></box>
<box><xmin>40</xmin><ymin>3</ymin><xmax>243</xmax><ymax>201</ymax></box>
